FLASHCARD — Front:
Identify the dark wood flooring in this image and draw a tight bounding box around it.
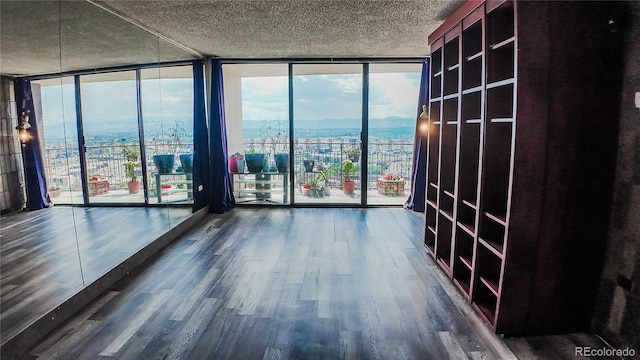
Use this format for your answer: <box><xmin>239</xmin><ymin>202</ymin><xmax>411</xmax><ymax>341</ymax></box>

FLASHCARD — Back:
<box><xmin>0</xmin><ymin>206</ymin><xmax>191</xmax><ymax>345</ymax></box>
<box><xmin>23</xmin><ymin>208</ymin><xmax>517</xmax><ymax>359</ymax></box>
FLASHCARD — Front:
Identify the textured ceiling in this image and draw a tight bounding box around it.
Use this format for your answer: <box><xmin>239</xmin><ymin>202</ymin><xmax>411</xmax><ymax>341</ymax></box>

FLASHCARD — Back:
<box><xmin>96</xmin><ymin>0</ymin><xmax>462</xmax><ymax>58</ymax></box>
<box><xmin>0</xmin><ymin>1</ymin><xmax>196</xmax><ymax>77</ymax></box>
<box><xmin>0</xmin><ymin>0</ymin><xmax>463</xmax><ymax>77</ymax></box>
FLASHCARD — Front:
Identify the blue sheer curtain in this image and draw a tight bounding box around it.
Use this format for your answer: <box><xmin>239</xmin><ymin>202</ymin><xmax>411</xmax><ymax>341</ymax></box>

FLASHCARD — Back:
<box><xmin>208</xmin><ymin>59</ymin><xmax>235</xmax><ymax>213</ymax></box>
<box><xmin>14</xmin><ymin>79</ymin><xmax>52</xmax><ymax>210</ymax></box>
<box><xmin>404</xmin><ymin>59</ymin><xmax>430</xmax><ymax>212</ymax></box>
<box><xmin>192</xmin><ymin>60</ymin><xmax>209</xmax><ymax>212</ymax></box>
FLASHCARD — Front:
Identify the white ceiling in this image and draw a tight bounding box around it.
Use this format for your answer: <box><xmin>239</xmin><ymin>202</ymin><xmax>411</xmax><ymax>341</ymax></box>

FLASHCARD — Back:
<box><xmin>0</xmin><ymin>0</ymin><xmax>463</xmax><ymax>77</ymax></box>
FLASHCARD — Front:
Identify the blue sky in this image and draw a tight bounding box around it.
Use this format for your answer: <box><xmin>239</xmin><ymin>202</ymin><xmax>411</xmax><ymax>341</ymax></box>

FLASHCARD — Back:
<box><xmin>37</xmin><ymin>70</ymin><xmax>421</xmax><ymax>140</ymax></box>
<box><xmin>241</xmin><ymin>72</ymin><xmax>421</xmax><ymax>122</ymax></box>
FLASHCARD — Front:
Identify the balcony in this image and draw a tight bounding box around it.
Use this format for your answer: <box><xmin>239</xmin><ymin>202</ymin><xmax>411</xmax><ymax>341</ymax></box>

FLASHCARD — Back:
<box><xmin>43</xmin><ymin>138</ymin><xmax>413</xmax><ymax>205</ymax></box>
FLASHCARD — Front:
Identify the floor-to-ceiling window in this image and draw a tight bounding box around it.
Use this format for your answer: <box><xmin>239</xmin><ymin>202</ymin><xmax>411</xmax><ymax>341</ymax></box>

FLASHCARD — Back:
<box><xmin>222</xmin><ymin>61</ymin><xmax>422</xmax><ymax>207</ymax></box>
<box><xmin>292</xmin><ymin>64</ymin><xmax>363</xmax><ymax>205</ymax></box>
<box><xmin>31</xmin><ymin>63</ymin><xmax>195</xmax><ymax>206</ymax></box>
<box><xmin>223</xmin><ymin>64</ymin><xmax>290</xmax><ymax>205</ymax></box>
<box><xmin>141</xmin><ymin>65</ymin><xmax>194</xmax><ymax>205</ymax></box>
<box><xmin>368</xmin><ymin>63</ymin><xmax>422</xmax><ymax>205</ymax></box>
<box><xmin>80</xmin><ymin>71</ymin><xmax>144</xmax><ymax>204</ymax></box>
<box><xmin>34</xmin><ymin>76</ymin><xmax>81</xmax><ymax>205</ymax></box>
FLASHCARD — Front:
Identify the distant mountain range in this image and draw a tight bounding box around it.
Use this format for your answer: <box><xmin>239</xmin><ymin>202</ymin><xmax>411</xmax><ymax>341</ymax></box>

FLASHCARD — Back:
<box><xmin>243</xmin><ymin>116</ymin><xmax>415</xmax><ymax>129</ymax></box>
<box><xmin>43</xmin><ymin>116</ymin><xmax>416</xmax><ymax>142</ymax></box>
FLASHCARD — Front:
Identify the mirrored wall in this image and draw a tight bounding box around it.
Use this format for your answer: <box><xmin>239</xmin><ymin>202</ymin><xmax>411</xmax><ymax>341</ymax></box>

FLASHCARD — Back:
<box><xmin>0</xmin><ymin>0</ymin><xmax>197</xmax><ymax>347</ymax></box>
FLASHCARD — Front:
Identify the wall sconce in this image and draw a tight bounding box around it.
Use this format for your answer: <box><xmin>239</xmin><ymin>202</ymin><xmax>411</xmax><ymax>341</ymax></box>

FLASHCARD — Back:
<box><xmin>16</xmin><ymin>112</ymin><xmax>32</xmax><ymax>147</ymax></box>
<box><xmin>419</xmin><ymin>104</ymin><xmax>429</xmax><ymax>133</ymax></box>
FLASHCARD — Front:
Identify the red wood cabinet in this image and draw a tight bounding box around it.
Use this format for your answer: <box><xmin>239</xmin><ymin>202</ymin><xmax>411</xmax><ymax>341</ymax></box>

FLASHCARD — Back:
<box><xmin>424</xmin><ymin>0</ymin><xmax>625</xmax><ymax>335</ymax></box>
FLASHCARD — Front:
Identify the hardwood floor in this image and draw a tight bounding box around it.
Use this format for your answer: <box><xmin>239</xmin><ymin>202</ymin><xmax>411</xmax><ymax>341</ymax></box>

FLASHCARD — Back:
<box><xmin>0</xmin><ymin>206</ymin><xmax>191</xmax><ymax>345</ymax></box>
<box><xmin>24</xmin><ymin>208</ymin><xmax>516</xmax><ymax>359</ymax></box>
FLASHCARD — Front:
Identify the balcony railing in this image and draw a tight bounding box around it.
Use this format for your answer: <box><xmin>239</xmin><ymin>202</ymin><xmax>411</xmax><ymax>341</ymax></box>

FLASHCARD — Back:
<box><xmin>43</xmin><ymin>139</ymin><xmax>413</xmax><ymax>197</ymax></box>
<box><xmin>244</xmin><ymin>138</ymin><xmax>414</xmax><ymax>191</ymax></box>
<box><xmin>44</xmin><ymin>143</ymin><xmax>193</xmax><ymax>192</ymax></box>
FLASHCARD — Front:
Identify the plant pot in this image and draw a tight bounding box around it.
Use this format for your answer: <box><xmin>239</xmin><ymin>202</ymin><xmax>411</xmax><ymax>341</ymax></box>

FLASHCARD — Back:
<box><xmin>309</xmin><ymin>188</ymin><xmax>318</xmax><ymax>198</ymax></box>
<box><xmin>317</xmin><ymin>188</ymin><xmax>325</xmax><ymax>198</ymax></box>
<box><xmin>245</xmin><ymin>153</ymin><xmax>265</xmax><ymax>173</ymax></box>
<box><xmin>303</xmin><ymin>160</ymin><xmax>315</xmax><ymax>172</ymax></box>
<box><xmin>49</xmin><ymin>187</ymin><xmax>61</xmax><ymax>197</ymax></box>
<box><xmin>228</xmin><ymin>156</ymin><xmax>239</xmax><ymax>173</ymax></box>
<box><xmin>153</xmin><ymin>154</ymin><xmax>175</xmax><ymax>174</ymax></box>
<box><xmin>274</xmin><ymin>153</ymin><xmax>290</xmax><ymax>173</ymax></box>
<box><xmin>343</xmin><ymin>180</ymin><xmax>356</xmax><ymax>194</ymax></box>
<box><xmin>127</xmin><ymin>181</ymin><xmax>140</xmax><ymax>194</ymax></box>
<box><xmin>179</xmin><ymin>153</ymin><xmax>193</xmax><ymax>173</ymax></box>
<box><xmin>303</xmin><ymin>185</ymin><xmax>310</xmax><ymax>196</ymax></box>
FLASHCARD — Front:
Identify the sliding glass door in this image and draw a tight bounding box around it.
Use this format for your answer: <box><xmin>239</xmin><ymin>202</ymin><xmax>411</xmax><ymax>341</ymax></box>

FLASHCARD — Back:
<box><xmin>368</xmin><ymin>64</ymin><xmax>422</xmax><ymax>205</ymax></box>
<box><xmin>292</xmin><ymin>64</ymin><xmax>363</xmax><ymax>205</ymax></box>
<box><xmin>79</xmin><ymin>71</ymin><xmax>144</xmax><ymax>204</ymax></box>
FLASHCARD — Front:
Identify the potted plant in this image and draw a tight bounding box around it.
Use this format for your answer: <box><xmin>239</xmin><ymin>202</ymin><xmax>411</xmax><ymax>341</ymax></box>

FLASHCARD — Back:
<box><xmin>245</xmin><ymin>147</ymin><xmax>265</xmax><ymax>173</ymax></box>
<box><xmin>345</xmin><ymin>147</ymin><xmax>361</xmax><ymax>162</ymax></box>
<box><xmin>303</xmin><ymin>159</ymin><xmax>315</xmax><ymax>172</ymax></box>
<box><xmin>48</xmin><ymin>185</ymin><xmax>61</xmax><ymax>197</ymax></box>
<box><xmin>228</xmin><ymin>152</ymin><xmax>244</xmax><ymax>173</ymax></box>
<box><xmin>125</xmin><ymin>160</ymin><xmax>140</xmax><ymax>194</ymax></box>
<box><xmin>122</xmin><ymin>144</ymin><xmax>140</xmax><ymax>162</ymax></box>
<box><xmin>307</xmin><ymin>175</ymin><xmax>320</xmax><ymax>198</ymax></box>
<box><xmin>342</xmin><ymin>159</ymin><xmax>356</xmax><ymax>194</ymax></box>
<box><xmin>152</xmin><ymin>120</ymin><xmax>186</xmax><ymax>174</ymax></box>
<box><xmin>262</xmin><ymin>119</ymin><xmax>289</xmax><ymax>173</ymax></box>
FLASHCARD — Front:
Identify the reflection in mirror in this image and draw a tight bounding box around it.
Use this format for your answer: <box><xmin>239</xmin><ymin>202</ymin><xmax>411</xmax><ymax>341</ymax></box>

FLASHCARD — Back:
<box><xmin>32</xmin><ymin>77</ymin><xmax>82</xmax><ymax>205</ymax></box>
<box><xmin>0</xmin><ymin>1</ymin><xmax>84</xmax><ymax>347</ymax></box>
<box><xmin>1</xmin><ymin>0</ymin><xmax>197</xmax><ymax>354</ymax></box>
<box><xmin>79</xmin><ymin>71</ymin><xmax>145</xmax><ymax>205</ymax></box>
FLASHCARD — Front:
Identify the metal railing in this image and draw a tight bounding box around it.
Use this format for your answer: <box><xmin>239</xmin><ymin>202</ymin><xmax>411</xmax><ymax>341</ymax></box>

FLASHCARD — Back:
<box><xmin>43</xmin><ymin>139</ymin><xmax>413</xmax><ymax>194</ymax></box>
<box><xmin>243</xmin><ymin>138</ymin><xmax>414</xmax><ymax>190</ymax></box>
<box><xmin>44</xmin><ymin>142</ymin><xmax>193</xmax><ymax>192</ymax></box>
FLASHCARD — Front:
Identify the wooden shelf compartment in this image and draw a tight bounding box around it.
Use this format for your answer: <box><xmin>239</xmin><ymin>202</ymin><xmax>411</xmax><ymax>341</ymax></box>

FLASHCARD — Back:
<box><xmin>435</xmin><ymin>213</ymin><xmax>454</xmax><ymax>268</ymax></box>
<box><xmin>426</xmin><ymin>205</ymin><xmax>437</xmax><ymax>230</ymax></box>
<box><xmin>480</xmin><ymin>120</ymin><xmax>512</xmax><ymax>220</ymax></box>
<box><xmin>458</xmin><ymin>113</ymin><xmax>481</xmax><ymax>208</ymax></box>
<box><xmin>486</xmin><ymin>0</ymin><xmax>514</xmax><ymax>50</ymax></box>
<box><xmin>478</xmin><ymin>237</ymin><xmax>504</xmax><ymax>258</ymax></box>
<box><xmin>462</xmin><ymin>19</ymin><xmax>483</xmax><ymax>58</ymax></box>
<box><xmin>487</xmin><ymin>40</ymin><xmax>515</xmax><ymax>84</ymax></box>
<box><xmin>486</xmin><ymin>82</ymin><xmax>514</xmax><ymax>120</ymax></box>
<box><xmin>425</xmin><ymin>206</ymin><xmax>437</xmax><ymax>254</ymax></box>
<box><xmin>454</xmin><ymin>226</ymin><xmax>474</xmax><ymax>268</ymax></box>
<box><xmin>453</xmin><ymin>264</ymin><xmax>472</xmax><ymax>297</ymax></box>
<box><xmin>443</xmin><ymin>73</ymin><xmax>459</xmax><ymax>97</ymax></box>
<box><xmin>431</xmin><ymin>48</ymin><xmax>443</xmax><ymax>98</ymax></box>
<box><xmin>456</xmin><ymin>204</ymin><xmax>476</xmax><ymax>235</ymax></box>
<box><xmin>475</xmin><ymin>244</ymin><xmax>502</xmax><ymax>293</ymax></box>
<box><xmin>462</xmin><ymin>91</ymin><xmax>482</xmax><ymax>122</ymax></box>
<box><xmin>443</xmin><ymin>36</ymin><xmax>460</xmax><ymax>96</ymax></box>
<box><xmin>438</xmin><ymin>192</ymin><xmax>455</xmax><ymax>220</ymax></box>
<box><xmin>425</xmin><ymin>229</ymin><xmax>436</xmax><ymax>255</ymax></box>
<box><xmin>478</xmin><ymin>212</ymin><xmax>506</xmax><ymax>255</ymax></box>
<box><xmin>472</xmin><ymin>286</ymin><xmax>498</xmax><ymax>327</ymax></box>
<box><xmin>462</xmin><ymin>19</ymin><xmax>483</xmax><ymax>91</ymax></box>
<box><xmin>440</xmin><ymin>98</ymin><xmax>458</xmax><ymax>196</ymax></box>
